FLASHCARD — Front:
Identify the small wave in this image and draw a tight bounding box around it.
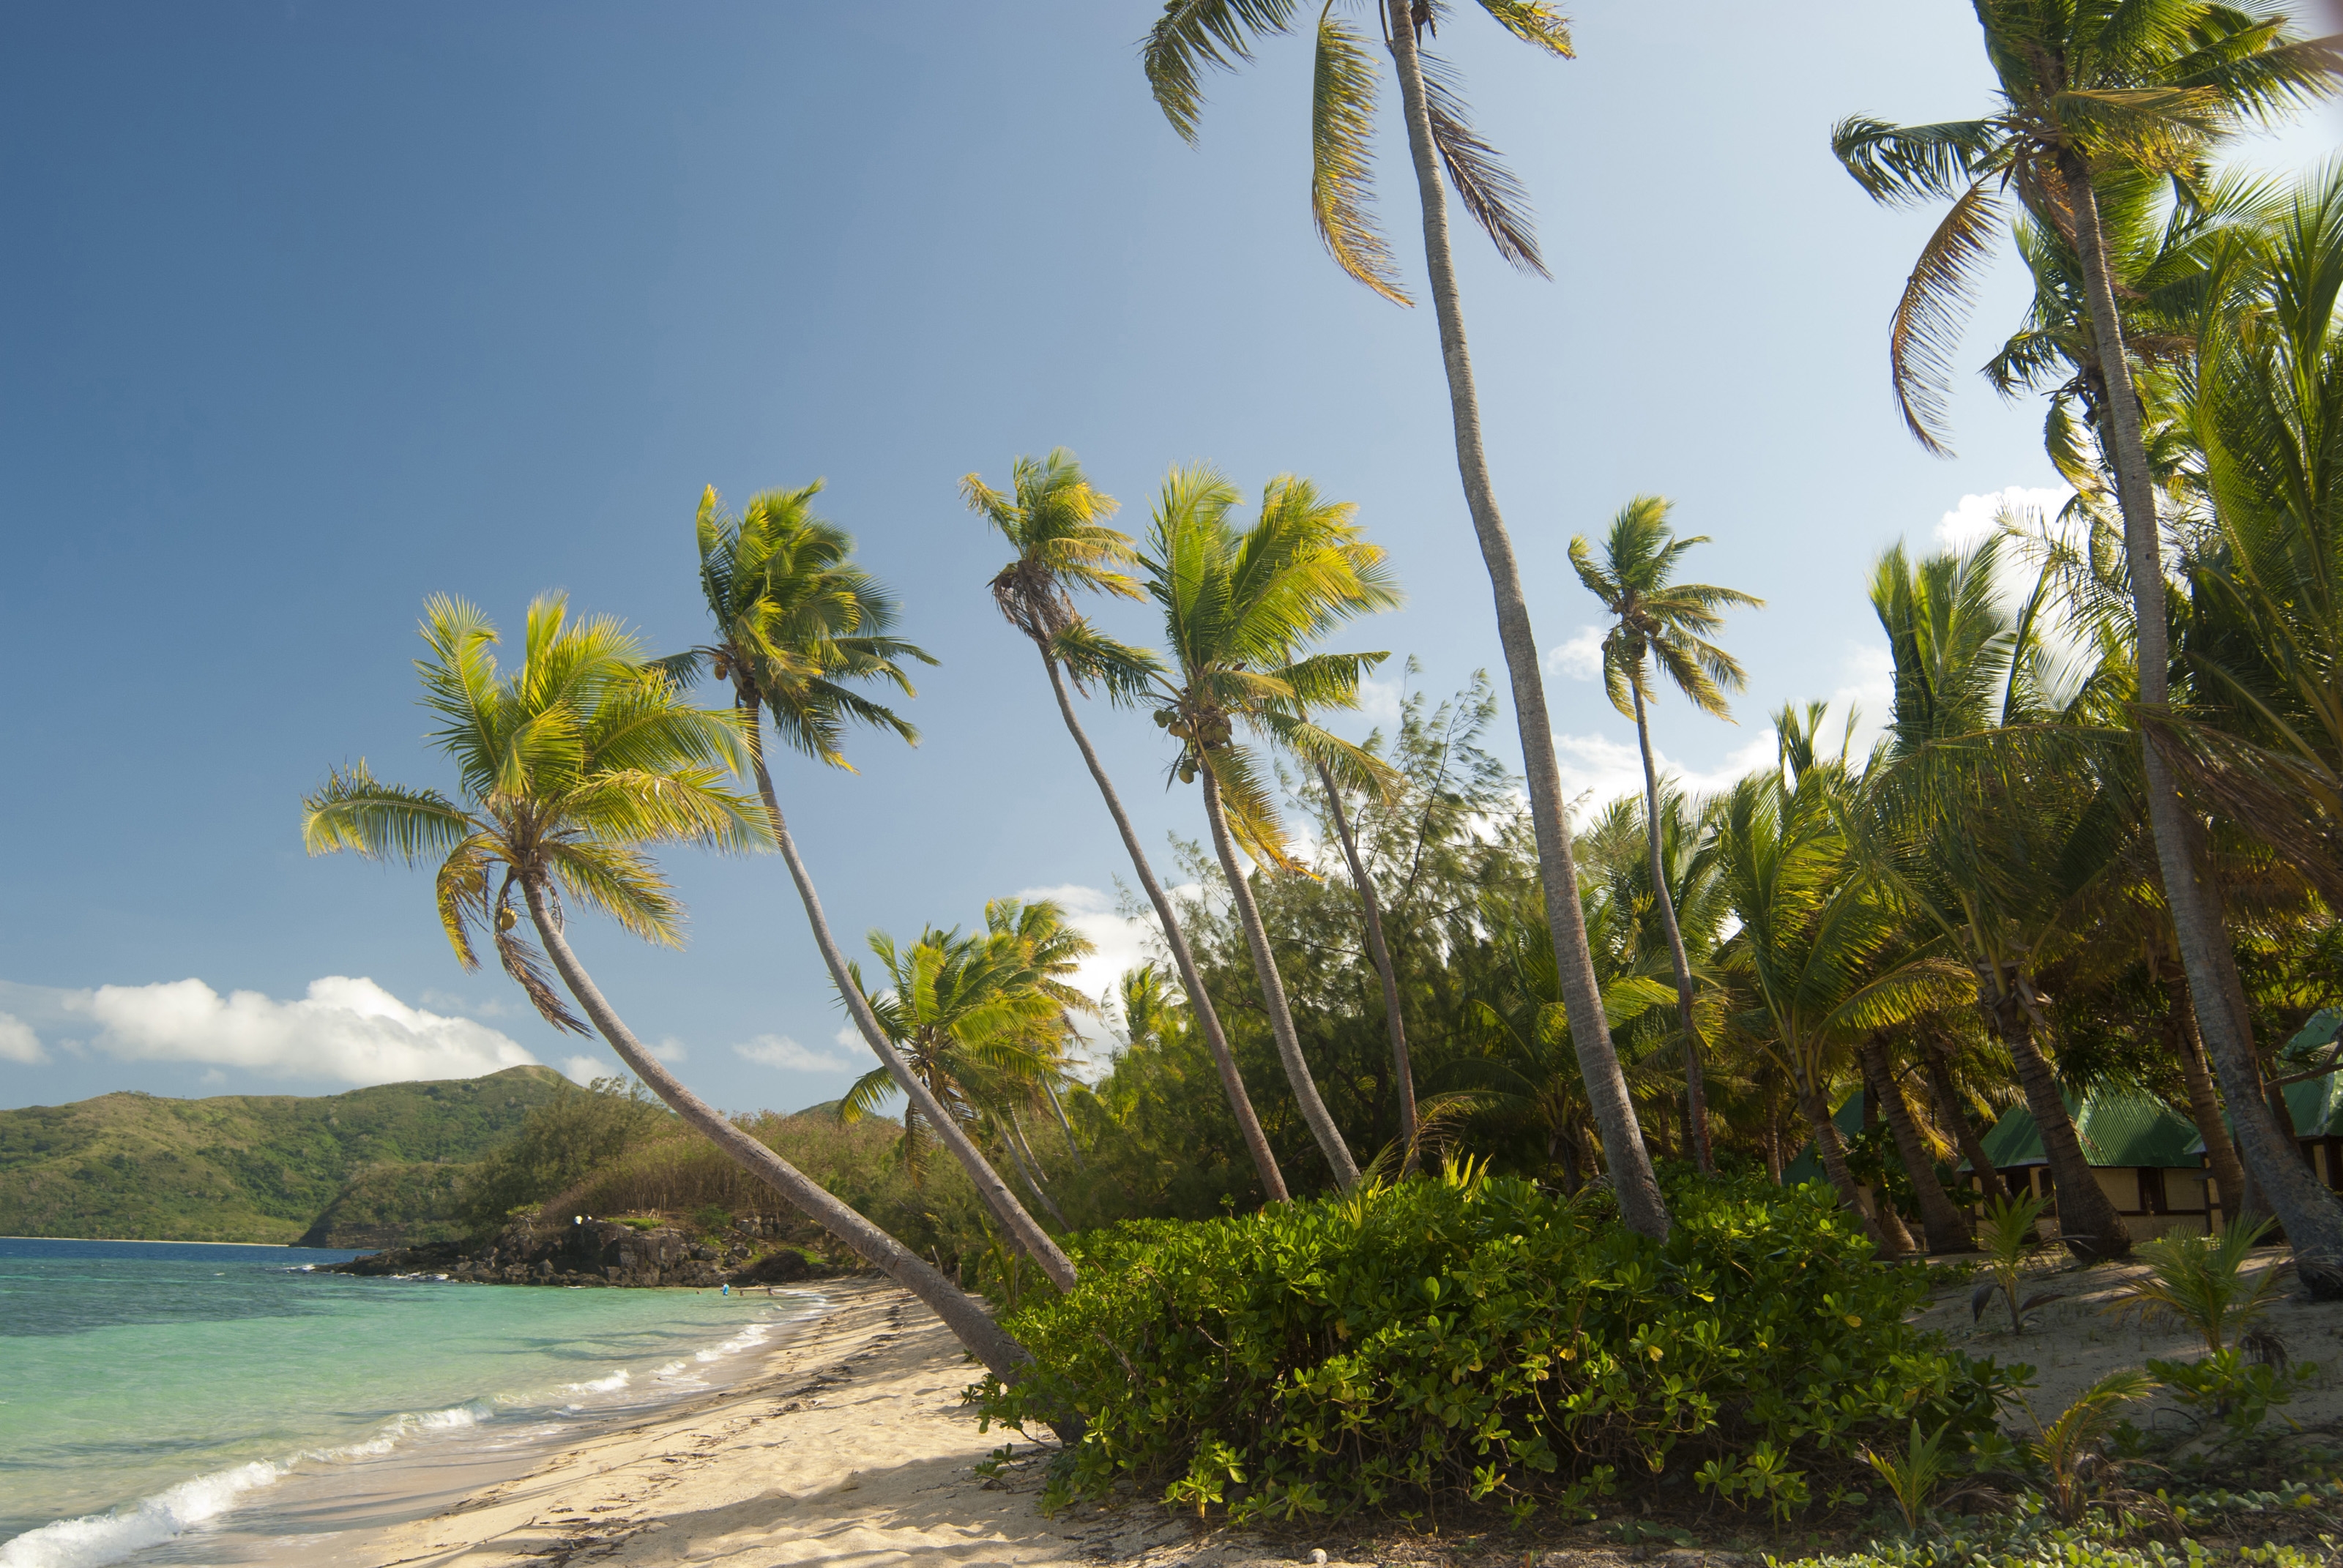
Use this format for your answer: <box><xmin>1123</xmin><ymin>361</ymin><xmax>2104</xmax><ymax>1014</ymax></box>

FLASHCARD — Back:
<box><xmin>696</xmin><ymin>1322</ymin><xmax>772</xmax><ymax>1363</ymax></box>
<box><xmin>563</xmin><ymin>1370</ymin><xmax>631</xmax><ymax>1396</ymax></box>
<box><xmin>652</xmin><ymin>1359</ymin><xmax>689</xmax><ymax>1378</ymax></box>
<box><xmin>0</xmin><ymin>1460</ymin><xmax>283</xmax><ymax>1568</ymax></box>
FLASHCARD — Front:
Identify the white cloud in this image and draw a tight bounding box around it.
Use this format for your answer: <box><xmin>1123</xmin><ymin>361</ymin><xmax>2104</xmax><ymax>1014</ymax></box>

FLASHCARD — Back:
<box><xmin>734</xmin><ymin>1034</ymin><xmax>857</xmax><ymax>1073</ymax></box>
<box><xmin>1935</xmin><ymin>484</ymin><xmax>2075</xmax><ymax>551</ymax></box>
<box><xmin>1552</xmin><ymin>729</ymin><xmax>1781</xmax><ymax>813</ymax></box>
<box><xmin>56</xmin><ymin>976</ymin><xmax>537</xmax><ymax>1086</ymax></box>
<box><xmin>559</xmin><ymin>1054</ymin><xmax>607</xmax><ymax>1086</ymax></box>
<box><xmin>645</xmin><ymin>1036</ymin><xmax>688</xmax><ymax>1064</ymax></box>
<box><xmin>1354</xmin><ymin>674</ymin><xmax>1404</xmax><ymax>728</ymax></box>
<box><xmin>833</xmin><ymin>1025</ymin><xmax>863</xmax><ymax>1051</ymax></box>
<box><xmin>1546</xmin><ymin>626</ymin><xmax>1605</xmax><ymax>681</ymax></box>
<box><xmin>0</xmin><ymin>1013</ymin><xmax>47</xmax><ymax>1066</ymax></box>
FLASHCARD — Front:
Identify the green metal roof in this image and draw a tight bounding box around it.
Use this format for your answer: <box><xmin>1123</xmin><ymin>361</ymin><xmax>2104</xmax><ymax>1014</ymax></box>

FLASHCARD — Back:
<box><xmin>2178</xmin><ymin>1069</ymin><xmax>2343</xmax><ymax>1152</ymax></box>
<box><xmin>1780</xmin><ymin>1091</ymin><xmax>1866</xmax><ymax>1188</ymax></box>
<box><xmin>2281</xmin><ymin>1008</ymin><xmax>2343</xmax><ymax>1066</ymax></box>
<box><xmin>1961</xmin><ymin>1089</ymin><xmax>2205</xmax><ymax>1172</ymax></box>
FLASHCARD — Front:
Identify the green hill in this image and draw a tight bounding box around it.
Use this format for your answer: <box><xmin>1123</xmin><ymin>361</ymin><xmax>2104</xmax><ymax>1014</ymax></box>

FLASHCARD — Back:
<box><xmin>0</xmin><ymin>1065</ymin><xmax>572</xmax><ymax>1244</ymax></box>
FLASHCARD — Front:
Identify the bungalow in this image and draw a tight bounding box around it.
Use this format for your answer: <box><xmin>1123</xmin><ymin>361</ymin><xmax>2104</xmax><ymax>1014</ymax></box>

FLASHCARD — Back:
<box><xmin>1959</xmin><ymin>1089</ymin><xmax>2215</xmax><ymax>1242</ymax></box>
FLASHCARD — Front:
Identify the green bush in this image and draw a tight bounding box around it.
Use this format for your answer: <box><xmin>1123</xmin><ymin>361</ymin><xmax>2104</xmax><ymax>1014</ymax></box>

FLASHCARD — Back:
<box><xmin>973</xmin><ymin>1164</ymin><xmax>2015</xmax><ymax>1523</ymax></box>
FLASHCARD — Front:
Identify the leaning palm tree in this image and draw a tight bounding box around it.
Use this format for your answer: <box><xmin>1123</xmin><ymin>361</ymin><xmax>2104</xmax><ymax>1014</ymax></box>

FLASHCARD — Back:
<box><xmin>1569</xmin><ymin>496</ymin><xmax>1762</xmax><ymax>1173</ymax></box>
<box><xmin>964</xmin><ymin>450</ymin><xmax>1289</xmax><ymax>1201</ymax></box>
<box><xmin>1141</xmin><ymin>0</ymin><xmax>1670</xmax><ymax>1238</ymax></box>
<box><xmin>1141</xmin><ymin>464</ymin><xmax>1399</xmax><ymax>1190</ymax></box>
<box><xmin>299</xmin><ymin>594</ymin><xmax>1052</xmax><ymax>1395</ymax></box>
<box><xmin>1833</xmin><ymin>0</ymin><xmax>2336</xmax><ymax>1274</ymax></box>
<box><xmin>665</xmin><ymin>483</ymin><xmax>1076</xmax><ymax>1291</ymax></box>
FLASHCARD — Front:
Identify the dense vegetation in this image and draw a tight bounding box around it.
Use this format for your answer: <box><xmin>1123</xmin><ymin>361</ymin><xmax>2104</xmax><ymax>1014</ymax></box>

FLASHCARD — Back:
<box><xmin>286</xmin><ymin>0</ymin><xmax>2343</xmax><ymax>1546</ymax></box>
<box><xmin>0</xmin><ymin>1064</ymin><xmax>568</xmax><ymax>1243</ymax></box>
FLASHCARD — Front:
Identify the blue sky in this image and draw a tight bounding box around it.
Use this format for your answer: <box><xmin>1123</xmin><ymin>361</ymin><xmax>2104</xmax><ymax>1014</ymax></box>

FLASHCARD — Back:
<box><xmin>1</xmin><ymin>1</ymin><xmax>2331</xmax><ymax>1113</ymax></box>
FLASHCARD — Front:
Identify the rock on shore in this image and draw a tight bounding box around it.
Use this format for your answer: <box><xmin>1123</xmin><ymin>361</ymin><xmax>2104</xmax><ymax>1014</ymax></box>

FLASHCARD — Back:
<box><xmin>329</xmin><ymin>1218</ymin><xmax>830</xmax><ymax>1288</ymax></box>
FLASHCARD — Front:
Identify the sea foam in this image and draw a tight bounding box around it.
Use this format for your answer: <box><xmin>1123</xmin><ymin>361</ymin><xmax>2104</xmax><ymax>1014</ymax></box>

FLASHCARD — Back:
<box><xmin>0</xmin><ymin>1460</ymin><xmax>283</xmax><ymax>1568</ymax></box>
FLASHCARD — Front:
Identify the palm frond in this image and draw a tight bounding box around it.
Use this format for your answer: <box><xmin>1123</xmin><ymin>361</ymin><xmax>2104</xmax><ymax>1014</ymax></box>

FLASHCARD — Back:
<box><xmin>1144</xmin><ymin>0</ymin><xmax>1303</xmax><ymax>142</ymax></box>
<box><xmin>1423</xmin><ymin>53</ymin><xmax>1546</xmax><ymax>277</ymax></box>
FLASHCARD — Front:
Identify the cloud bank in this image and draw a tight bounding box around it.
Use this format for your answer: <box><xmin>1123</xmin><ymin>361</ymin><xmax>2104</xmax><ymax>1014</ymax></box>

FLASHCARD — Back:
<box><xmin>733</xmin><ymin>1034</ymin><xmax>857</xmax><ymax>1073</ymax></box>
<box><xmin>44</xmin><ymin>976</ymin><xmax>538</xmax><ymax>1086</ymax></box>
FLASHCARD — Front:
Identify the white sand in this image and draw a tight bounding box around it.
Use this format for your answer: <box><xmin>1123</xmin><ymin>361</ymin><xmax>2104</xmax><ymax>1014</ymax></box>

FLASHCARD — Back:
<box><xmin>354</xmin><ymin>1278</ymin><xmax>1223</xmax><ymax>1568</ymax></box>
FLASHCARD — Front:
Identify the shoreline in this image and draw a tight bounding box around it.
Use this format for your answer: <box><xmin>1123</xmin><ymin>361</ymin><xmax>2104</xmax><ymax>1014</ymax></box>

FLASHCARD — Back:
<box><xmin>344</xmin><ymin>1277</ymin><xmax>1212</xmax><ymax>1568</ymax></box>
<box><xmin>0</xmin><ymin>1235</ymin><xmax>319</xmax><ymax>1247</ymax></box>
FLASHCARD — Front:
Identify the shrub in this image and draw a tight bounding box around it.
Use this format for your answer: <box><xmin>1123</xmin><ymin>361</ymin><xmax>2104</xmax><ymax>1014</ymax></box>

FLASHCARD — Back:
<box><xmin>973</xmin><ymin>1164</ymin><xmax>2015</xmax><ymax>1523</ymax></box>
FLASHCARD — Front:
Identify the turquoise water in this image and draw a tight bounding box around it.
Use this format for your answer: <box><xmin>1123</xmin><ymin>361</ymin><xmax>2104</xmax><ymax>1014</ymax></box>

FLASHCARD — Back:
<box><xmin>0</xmin><ymin>1238</ymin><xmax>820</xmax><ymax>1568</ymax></box>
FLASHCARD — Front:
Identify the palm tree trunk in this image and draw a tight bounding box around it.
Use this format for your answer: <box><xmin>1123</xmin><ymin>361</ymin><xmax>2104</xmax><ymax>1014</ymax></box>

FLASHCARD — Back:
<box><xmin>1002</xmin><ymin>1112</ymin><xmax>1069</xmax><ymax>1229</ymax></box>
<box><xmin>1921</xmin><ymin>1038</ymin><xmax>2007</xmax><ymax>1201</ymax></box>
<box><xmin>742</xmin><ymin>719</ymin><xmax>1077</xmax><ymax>1292</ymax></box>
<box><xmin>1983</xmin><ymin>968</ymin><xmax>2130</xmax><ymax>1262</ymax></box>
<box><xmin>518</xmin><ymin>876</ymin><xmax>1063</xmax><ymax>1422</ymax></box>
<box><xmin>1314</xmin><ymin>760</ymin><xmax>1418</xmax><ymax>1172</ymax></box>
<box><xmin>1860</xmin><ymin>1040</ymin><xmax>1973</xmax><ymax>1253</ymax></box>
<box><xmin>1859</xmin><ymin>1083</ymin><xmax>1920</xmax><ymax>1255</ymax></box>
<box><xmin>2060</xmin><ymin>152</ymin><xmax>2343</xmax><ymax>1293</ymax></box>
<box><xmin>1631</xmin><ymin>684</ymin><xmax>1710</xmax><ymax>1173</ymax></box>
<box><xmin>2172</xmin><ymin>982</ymin><xmax>2248</xmax><ymax>1225</ymax></box>
<box><xmin>1382</xmin><ymin>0</ymin><xmax>1666</xmax><ymax>1239</ymax></box>
<box><xmin>1038</xmin><ymin>653</ymin><xmax>1289</xmax><ymax>1201</ymax></box>
<box><xmin>1199</xmin><ymin>764</ymin><xmax>1362</xmax><ymax>1189</ymax></box>
<box><xmin>1041</xmin><ymin>1080</ymin><xmax>1087</xmax><ymax>1172</ymax></box>
<box><xmin>1792</xmin><ymin>1067</ymin><xmax>1893</xmax><ymax>1252</ymax></box>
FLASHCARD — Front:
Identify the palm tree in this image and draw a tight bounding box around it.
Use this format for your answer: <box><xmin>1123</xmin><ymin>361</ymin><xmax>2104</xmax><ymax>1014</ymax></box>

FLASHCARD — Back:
<box><xmin>1141</xmin><ymin>464</ymin><xmax>1398</xmax><ymax>1190</ymax></box>
<box><xmin>666</xmin><ymin>483</ymin><xmax>1076</xmax><ymax>1292</ymax></box>
<box><xmin>1713</xmin><ymin>761</ymin><xmax>1967</xmax><ymax>1254</ymax></box>
<box><xmin>964</xmin><ymin>450</ymin><xmax>1289</xmax><ymax>1201</ymax></box>
<box><xmin>1449</xmin><ymin>895</ymin><xmax>1677</xmax><ymax>1195</ymax></box>
<box><xmin>299</xmin><ymin>594</ymin><xmax>1051</xmax><ymax>1396</ymax></box>
<box><xmin>2159</xmin><ymin>167</ymin><xmax>2343</xmax><ymax>1285</ymax></box>
<box><xmin>1833</xmin><ymin>0</ymin><xmax>2334</xmax><ymax>1274</ymax></box>
<box><xmin>1141</xmin><ymin>0</ymin><xmax>1671</xmax><ymax>1238</ymax></box>
<box><xmin>841</xmin><ymin>912</ymin><xmax>1068</xmax><ymax>1161</ymax></box>
<box><xmin>1307</xmin><ymin>743</ymin><xmax>1419</xmax><ymax>1170</ymax></box>
<box><xmin>1857</xmin><ymin>538</ymin><xmax>2137</xmax><ymax>1261</ymax></box>
<box><xmin>1569</xmin><ymin>496</ymin><xmax>1762</xmax><ymax>1173</ymax></box>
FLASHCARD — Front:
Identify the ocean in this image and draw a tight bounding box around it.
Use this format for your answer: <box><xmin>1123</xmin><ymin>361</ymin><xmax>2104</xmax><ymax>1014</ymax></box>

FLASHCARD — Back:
<box><xmin>0</xmin><ymin>1237</ymin><xmax>823</xmax><ymax>1568</ymax></box>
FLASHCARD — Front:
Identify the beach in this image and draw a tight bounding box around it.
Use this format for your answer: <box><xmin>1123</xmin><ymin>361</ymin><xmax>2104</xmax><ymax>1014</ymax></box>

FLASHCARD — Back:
<box><xmin>351</xmin><ymin>1277</ymin><xmax>1206</xmax><ymax>1568</ymax></box>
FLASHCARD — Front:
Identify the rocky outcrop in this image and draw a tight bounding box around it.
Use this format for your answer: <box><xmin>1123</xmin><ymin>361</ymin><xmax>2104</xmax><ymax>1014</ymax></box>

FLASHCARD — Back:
<box><xmin>329</xmin><ymin>1220</ymin><xmax>832</xmax><ymax>1288</ymax></box>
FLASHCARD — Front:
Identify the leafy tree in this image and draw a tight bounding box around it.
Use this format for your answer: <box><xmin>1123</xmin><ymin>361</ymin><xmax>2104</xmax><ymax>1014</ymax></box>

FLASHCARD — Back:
<box><xmin>964</xmin><ymin>450</ymin><xmax>1290</xmax><ymax>1201</ymax></box>
<box><xmin>1140</xmin><ymin>466</ymin><xmax>1397</xmax><ymax>1190</ymax></box>
<box><xmin>1140</xmin><ymin>0</ymin><xmax>1670</xmax><ymax>1238</ymax></box>
<box><xmin>455</xmin><ymin>1076</ymin><xmax>669</xmax><ymax>1233</ymax></box>
<box><xmin>301</xmin><ymin>596</ymin><xmax>1053</xmax><ymax>1392</ymax></box>
<box><xmin>1834</xmin><ymin>0</ymin><xmax>2336</xmax><ymax>1280</ymax></box>
<box><xmin>664</xmin><ymin>484</ymin><xmax>1076</xmax><ymax>1292</ymax></box>
<box><xmin>1570</xmin><ymin>496</ymin><xmax>1762</xmax><ymax>1173</ymax></box>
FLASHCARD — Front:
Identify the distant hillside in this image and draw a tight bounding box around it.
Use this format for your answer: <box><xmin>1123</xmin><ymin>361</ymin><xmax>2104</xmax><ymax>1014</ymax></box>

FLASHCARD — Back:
<box><xmin>0</xmin><ymin>1065</ymin><xmax>572</xmax><ymax>1244</ymax></box>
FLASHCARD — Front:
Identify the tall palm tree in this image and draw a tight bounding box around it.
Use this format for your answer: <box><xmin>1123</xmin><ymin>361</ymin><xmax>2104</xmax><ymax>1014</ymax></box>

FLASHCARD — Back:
<box><xmin>299</xmin><ymin>595</ymin><xmax>1051</xmax><ymax>1395</ymax></box>
<box><xmin>964</xmin><ymin>450</ymin><xmax>1289</xmax><ymax>1201</ymax></box>
<box><xmin>1141</xmin><ymin>0</ymin><xmax>1671</xmax><ymax>1238</ymax></box>
<box><xmin>1833</xmin><ymin>0</ymin><xmax>2336</xmax><ymax>1275</ymax></box>
<box><xmin>666</xmin><ymin>484</ymin><xmax>1076</xmax><ymax>1292</ymax></box>
<box><xmin>1141</xmin><ymin>464</ymin><xmax>1398</xmax><ymax>1190</ymax></box>
<box><xmin>1569</xmin><ymin>496</ymin><xmax>1762</xmax><ymax>1173</ymax></box>
<box><xmin>1857</xmin><ymin>538</ymin><xmax>2138</xmax><ymax>1261</ymax></box>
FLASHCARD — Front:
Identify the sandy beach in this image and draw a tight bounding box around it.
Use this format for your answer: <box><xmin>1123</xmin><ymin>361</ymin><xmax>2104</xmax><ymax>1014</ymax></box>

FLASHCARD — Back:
<box><xmin>354</xmin><ymin>1277</ymin><xmax>1210</xmax><ymax>1568</ymax></box>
